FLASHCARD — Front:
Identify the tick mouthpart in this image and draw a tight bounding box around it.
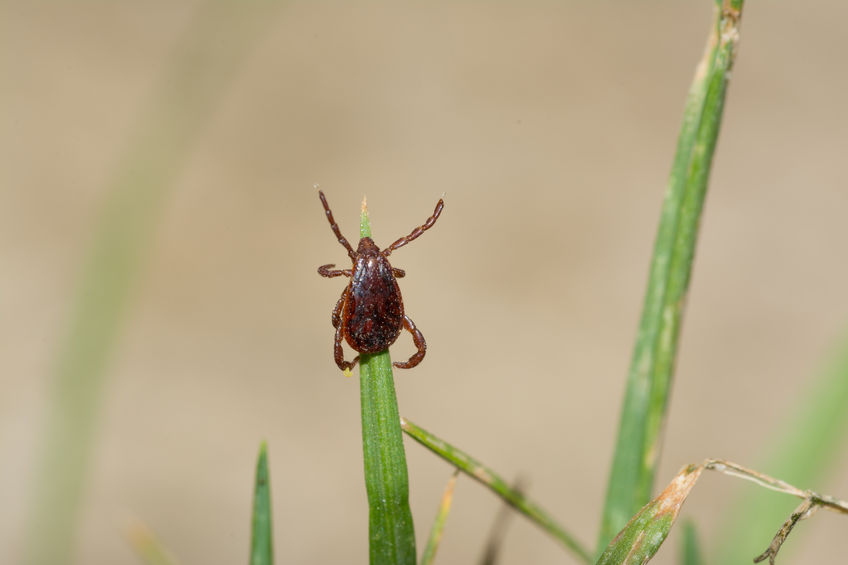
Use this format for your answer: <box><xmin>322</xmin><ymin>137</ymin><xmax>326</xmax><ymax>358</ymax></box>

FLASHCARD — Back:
<box><xmin>357</xmin><ymin>237</ymin><xmax>380</xmax><ymax>254</ymax></box>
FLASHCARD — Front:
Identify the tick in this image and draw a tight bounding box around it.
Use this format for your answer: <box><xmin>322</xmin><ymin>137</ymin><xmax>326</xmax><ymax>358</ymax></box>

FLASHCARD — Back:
<box><xmin>317</xmin><ymin>190</ymin><xmax>444</xmax><ymax>372</ymax></box>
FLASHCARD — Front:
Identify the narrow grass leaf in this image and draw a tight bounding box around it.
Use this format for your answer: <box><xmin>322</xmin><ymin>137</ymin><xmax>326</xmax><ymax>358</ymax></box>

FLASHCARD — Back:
<box><xmin>420</xmin><ymin>470</ymin><xmax>459</xmax><ymax>565</ymax></box>
<box><xmin>597</xmin><ymin>1</ymin><xmax>745</xmax><ymax>551</ymax></box>
<box><xmin>401</xmin><ymin>417</ymin><xmax>593</xmax><ymax>564</ymax></box>
<box><xmin>23</xmin><ymin>3</ymin><xmax>280</xmax><ymax>564</ymax></box>
<box><xmin>715</xmin><ymin>331</ymin><xmax>848</xmax><ymax>562</ymax></box>
<box><xmin>597</xmin><ymin>465</ymin><xmax>704</xmax><ymax>565</ymax></box>
<box><xmin>359</xmin><ymin>202</ymin><xmax>416</xmax><ymax>565</ymax></box>
<box><xmin>250</xmin><ymin>442</ymin><xmax>273</xmax><ymax>565</ymax></box>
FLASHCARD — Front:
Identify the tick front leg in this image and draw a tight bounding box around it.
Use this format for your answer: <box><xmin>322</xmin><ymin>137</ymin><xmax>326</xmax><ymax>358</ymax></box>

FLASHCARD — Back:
<box><xmin>318</xmin><ymin>190</ymin><xmax>357</xmax><ymax>260</ymax></box>
<box><xmin>393</xmin><ymin>314</ymin><xmax>426</xmax><ymax>369</ymax></box>
<box><xmin>383</xmin><ymin>197</ymin><xmax>445</xmax><ymax>257</ymax></box>
<box><xmin>318</xmin><ymin>264</ymin><xmax>352</xmax><ymax>278</ymax></box>
<box><xmin>334</xmin><ymin>320</ymin><xmax>360</xmax><ymax>372</ymax></box>
<box><xmin>392</xmin><ymin>267</ymin><xmax>406</xmax><ymax>278</ymax></box>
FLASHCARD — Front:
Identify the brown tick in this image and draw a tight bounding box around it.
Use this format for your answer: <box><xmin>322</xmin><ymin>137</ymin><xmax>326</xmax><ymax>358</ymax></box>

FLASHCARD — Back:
<box><xmin>317</xmin><ymin>191</ymin><xmax>444</xmax><ymax>372</ymax></box>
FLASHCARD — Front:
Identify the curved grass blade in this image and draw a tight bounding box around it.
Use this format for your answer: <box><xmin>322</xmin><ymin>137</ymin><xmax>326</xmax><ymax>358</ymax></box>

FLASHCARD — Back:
<box><xmin>359</xmin><ymin>202</ymin><xmax>416</xmax><ymax>565</ymax></box>
<box><xmin>250</xmin><ymin>442</ymin><xmax>273</xmax><ymax>565</ymax></box>
<box><xmin>23</xmin><ymin>3</ymin><xmax>281</xmax><ymax>564</ymax></box>
<box><xmin>420</xmin><ymin>470</ymin><xmax>459</xmax><ymax>565</ymax></box>
<box><xmin>400</xmin><ymin>417</ymin><xmax>592</xmax><ymax>564</ymax></box>
<box><xmin>597</xmin><ymin>0</ymin><xmax>745</xmax><ymax>551</ymax></box>
<box><xmin>597</xmin><ymin>465</ymin><xmax>704</xmax><ymax>565</ymax></box>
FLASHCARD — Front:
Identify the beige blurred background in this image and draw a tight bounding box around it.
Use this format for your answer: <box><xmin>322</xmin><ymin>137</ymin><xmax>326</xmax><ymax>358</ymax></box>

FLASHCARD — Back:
<box><xmin>3</xmin><ymin>2</ymin><xmax>848</xmax><ymax>564</ymax></box>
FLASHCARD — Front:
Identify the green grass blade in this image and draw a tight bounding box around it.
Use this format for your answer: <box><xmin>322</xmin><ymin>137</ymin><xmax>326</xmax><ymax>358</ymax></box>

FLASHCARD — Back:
<box><xmin>714</xmin><ymin>331</ymin><xmax>848</xmax><ymax>563</ymax></box>
<box><xmin>420</xmin><ymin>470</ymin><xmax>459</xmax><ymax>565</ymax></box>
<box><xmin>359</xmin><ymin>202</ymin><xmax>416</xmax><ymax>565</ymax></box>
<box><xmin>400</xmin><ymin>417</ymin><xmax>592</xmax><ymax>564</ymax></box>
<box><xmin>597</xmin><ymin>465</ymin><xmax>704</xmax><ymax>565</ymax></box>
<box><xmin>597</xmin><ymin>1</ymin><xmax>745</xmax><ymax>552</ymax></box>
<box><xmin>250</xmin><ymin>442</ymin><xmax>274</xmax><ymax>565</ymax></box>
<box><xmin>679</xmin><ymin>520</ymin><xmax>704</xmax><ymax>565</ymax></box>
<box><xmin>23</xmin><ymin>3</ymin><xmax>279</xmax><ymax>564</ymax></box>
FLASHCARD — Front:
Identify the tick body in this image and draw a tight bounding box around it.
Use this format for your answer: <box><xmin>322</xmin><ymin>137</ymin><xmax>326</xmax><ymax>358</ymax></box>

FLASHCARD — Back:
<box><xmin>318</xmin><ymin>191</ymin><xmax>444</xmax><ymax>372</ymax></box>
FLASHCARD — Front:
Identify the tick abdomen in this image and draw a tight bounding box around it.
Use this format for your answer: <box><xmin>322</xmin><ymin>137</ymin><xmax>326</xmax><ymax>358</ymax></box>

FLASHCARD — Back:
<box><xmin>345</xmin><ymin>243</ymin><xmax>404</xmax><ymax>353</ymax></box>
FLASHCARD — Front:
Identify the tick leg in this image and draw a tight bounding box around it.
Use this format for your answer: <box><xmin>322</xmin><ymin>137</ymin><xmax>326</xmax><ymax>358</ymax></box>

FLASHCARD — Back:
<box><xmin>331</xmin><ymin>288</ymin><xmax>358</xmax><ymax>371</ymax></box>
<box><xmin>319</xmin><ymin>190</ymin><xmax>356</xmax><ymax>260</ymax></box>
<box><xmin>319</xmin><ymin>263</ymin><xmax>352</xmax><ymax>278</ymax></box>
<box><xmin>331</xmin><ymin>287</ymin><xmax>346</xmax><ymax>328</ymax></box>
<box><xmin>392</xmin><ymin>314</ymin><xmax>426</xmax><ymax>369</ymax></box>
<box><xmin>334</xmin><ymin>320</ymin><xmax>360</xmax><ymax>371</ymax></box>
<box><xmin>392</xmin><ymin>267</ymin><xmax>406</xmax><ymax>278</ymax></box>
<box><xmin>383</xmin><ymin>198</ymin><xmax>445</xmax><ymax>257</ymax></box>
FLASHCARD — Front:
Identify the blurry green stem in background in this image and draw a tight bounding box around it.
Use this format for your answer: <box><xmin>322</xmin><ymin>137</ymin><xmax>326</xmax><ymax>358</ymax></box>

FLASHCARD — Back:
<box><xmin>359</xmin><ymin>201</ymin><xmax>417</xmax><ymax>565</ymax></box>
<box><xmin>715</xmin><ymin>329</ymin><xmax>848</xmax><ymax>562</ymax></box>
<box><xmin>23</xmin><ymin>2</ymin><xmax>280</xmax><ymax>564</ymax></box>
<box><xmin>680</xmin><ymin>520</ymin><xmax>704</xmax><ymax>565</ymax></box>
<box><xmin>596</xmin><ymin>0</ymin><xmax>744</xmax><ymax>552</ymax></box>
<box><xmin>479</xmin><ymin>476</ymin><xmax>527</xmax><ymax>565</ymax></box>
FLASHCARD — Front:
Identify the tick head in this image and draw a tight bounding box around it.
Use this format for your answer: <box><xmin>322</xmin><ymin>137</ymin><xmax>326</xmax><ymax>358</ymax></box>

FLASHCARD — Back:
<box><xmin>357</xmin><ymin>237</ymin><xmax>380</xmax><ymax>256</ymax></box>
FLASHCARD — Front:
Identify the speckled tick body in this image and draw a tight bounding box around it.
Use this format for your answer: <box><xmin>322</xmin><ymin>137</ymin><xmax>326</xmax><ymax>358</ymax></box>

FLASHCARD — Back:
<box><xmin>317</xmin><ymin>191</ymin><xmax>444</xmax><ymax>372</ymax></box>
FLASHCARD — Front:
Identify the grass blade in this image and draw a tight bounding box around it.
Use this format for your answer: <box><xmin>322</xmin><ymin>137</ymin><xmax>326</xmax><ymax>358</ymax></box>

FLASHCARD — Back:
<box><xmin>420</xmin><ymin>470</ymin><xmax>459</xmax><ymax>565</ymax></box>
<box><xmin>250</xmin><ymin>442</ymin><xmax>273</xmax><ymax>565</ymax></box>
<box><xmin>400</xmin><ymin>417</ymin><xmax>593</xmax><ymax>564</ymax></box>
<box><xmin>359</xmin><ymin>202</ymin><xmax>416</xmax><ymax>565</ymax></box>
<box><xmin>714</xmin><ymin>331</ymin><xmax>848</xmax><ymax>562</ymax></box>
<box><xmin>597</xmin><ymin>465</ymin><xmax>704</xmax><ymax>565</ymax></box>
<box><xmin>599</xmin><ymin>458</ymin><xmax>848</xmax><ymax>565</ymax></box>
<box><xmin>23</xmin><ymin>3</ymin><xmax>279</xmax><ymax>564</ymax></box>
<box><xmin>597</xmin><ymin>0</ymin><xmax>745</xmax><ymax>551</ymax></box>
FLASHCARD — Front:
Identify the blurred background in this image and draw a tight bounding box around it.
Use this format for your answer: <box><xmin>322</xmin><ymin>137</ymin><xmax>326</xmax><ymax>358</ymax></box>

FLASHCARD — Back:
<box><xmin>3</xmin><ymin>2</ymin><xmax>848</xmax><ymax>564</ymax></box>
